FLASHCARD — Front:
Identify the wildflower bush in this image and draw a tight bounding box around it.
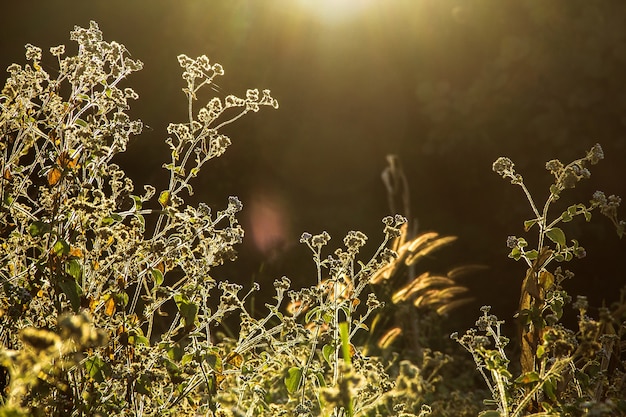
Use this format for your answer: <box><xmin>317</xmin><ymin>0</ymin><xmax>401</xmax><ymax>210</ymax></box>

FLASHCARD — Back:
<box><xmin>1</xmin><ymin>21</ymin><xmax>625</xmax><ymax>417</ymax></box>
<box><xmin>453</xmin><ymin>145</ymin><xmax>626</xmax><ymax>416</ymax></box>
<box><xmin>0</xmin><ymin>22</ymin><xmax>445</xmax><ymax>417</ymax></box>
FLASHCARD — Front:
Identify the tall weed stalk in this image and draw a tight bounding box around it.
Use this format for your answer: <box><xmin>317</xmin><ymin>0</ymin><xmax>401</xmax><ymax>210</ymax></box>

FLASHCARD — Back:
<box><xmin>454</xmin><ymin>145</ymin><xmax>626</xmax><ymax>416</ymax></box>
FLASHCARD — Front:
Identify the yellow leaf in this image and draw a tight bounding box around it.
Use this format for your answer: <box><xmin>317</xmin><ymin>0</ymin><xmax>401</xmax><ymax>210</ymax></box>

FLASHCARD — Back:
<box><xmin>105</xmin><ymin>296</ymin><xmax>116</xmax><ymax>316</ymax></box>
<box><xmin>225</xmin><ymin>352</ymin><xmax>243</xmax><ymax>368</ymax></box>
<box><xmin>215</xmin><ymin>372</ymin><xmax>226</xmax><ymax>389</ymax></box>
<box><xmin>47</xmin><ymin>167</ymin><xmax>62</xmax><ymax>186</ymax></box>
<box><xmin>57</xmin><ymin>150</ymin><xmax>79</xmax><ymax>170</ymax></box>
<box><xmin>89</xmin><ymin>297</ymin><xmax>98</xmax><ymax>312</ymax></box>
<box><xmin>538</xmin><ymin>270</ymin><xmax>554</xmax><ymax>291</ymax></box>
<box><xmin>158</xmin><ymin>190</ymin><xmax>171</xmax><ymax>208</ymax></box>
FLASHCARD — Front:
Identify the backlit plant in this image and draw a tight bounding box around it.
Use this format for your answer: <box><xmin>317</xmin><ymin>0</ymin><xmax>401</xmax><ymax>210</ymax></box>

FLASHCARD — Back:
<box><xmin>0</xmin><ymin>22</ymin><xmax>443</xmax><ymax>417</ymax></box>
<box><xmin>453</xmin><ymin>145</ymin><xmax>626</xmax><ymax>416</ymax></box>
<box><xmin>2</xmin><ymin>20</ymin><xmax>625</xmax><ymax>417</ymax></box>
<box><xmin>0</xmin><ymin>21</ymin><xmax>279</xmax><ymax>416</ymax></box>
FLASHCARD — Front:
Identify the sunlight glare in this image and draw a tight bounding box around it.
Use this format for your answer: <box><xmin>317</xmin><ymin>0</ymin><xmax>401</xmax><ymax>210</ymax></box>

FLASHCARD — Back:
<box><xmin>298</xmin><ymin>0</ymin><xmax>374</xmax><ymax>24</ymax></box>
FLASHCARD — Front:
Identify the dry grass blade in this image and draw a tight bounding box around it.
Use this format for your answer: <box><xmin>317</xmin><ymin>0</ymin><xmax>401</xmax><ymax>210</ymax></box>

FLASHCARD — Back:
<box><xmin>372</xmin><ymin>231</ymin><xmax>461</xmax><ymax>284</ymax></box>
<box><xmin>377</xmin><ymin>327</ymin><xmax>402</xmax><ymax>349</ymax></box>
<box><xmin>411</xmin><ymin>286</ymin><xmax>470</xmax><ymax>310</ymax></box>
<box><xmin>435</xmin><ymin>298</ymin><xmax>474</xmax><ymax>315</ymax></box>
<box><xmin>371</xmin><ymin>222</ymin><xmax>480</xmax><ymax>324</ymax></box>
<box><xmin>405</xmin><ymin>236</ymin><xmax>458</xmax><ymax>266</ymax></box>
<box><xmin>446</xmin><ymin>264</ymin><xmax>489</xmax><ymax>280</ymax></box>
<box><xmin>392</xmin><ymin>274</ymin><xmax>456</xmax><ymax>304</ymax></box>
<box><xmin>435</xmin><ymin>285</ymin><xmax>470</xmax><ymax>299</ymax></box>
<box><xmin>412</xmin><ymin>289</ymin><xmax>446</xmax><ymax>309</ymax></box>
<box><xmin>404</xmin><ymin>231</ymin><xmax>440</xmax><ymax>253</ymax></box>
<box><xmin>370</xmin><ymin>260</ymin><xmax>400</xmax><ymax>284</ymax></box>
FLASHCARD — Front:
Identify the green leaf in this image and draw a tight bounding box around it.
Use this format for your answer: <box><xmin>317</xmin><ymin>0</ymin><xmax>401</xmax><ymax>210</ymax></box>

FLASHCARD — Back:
<box><xmin>74</xmin><ymin>118</ymin><xmax>88</xmax><ymax>128</ymax></box>
<box><xmin>305</xmin><ymin>306</ymin><xmax>320</xmax><ymax>324</ymax></box>
<box><xmin>131</xmin><ymin>195</ymin><xmax>142</xmax><ymax>210</ymax></box>
<box><xmin>181</xmin><ymin>353</ymin><xmax>194</xmax><ymax>366</ymax></box>
<box><xmin>339</xmin><ymin>321</ymin><xmax>351</xmax><ymax>365</ymax></box>
<box><xmin>322</xmin><ymin>312</ymin><xmax>333</xmax><ymax>324</ymax></box>
<box><xmin>549</xmin><ymin>184</ymin><xmax>561</xmax><ymax>198</ymax></box>
<box><xmin>322</xmin><ymin>343</ymin><xmax>334</xmax><ymax>366</ymax></box>
<box><xmin>3</xmin><ymin>194</ymin><xmax>14</xmax><ymax>207</ymax></box>
<box><xmin>130</xmin><ymin>333</ymin><xmax>149</xmax><ymax>346</ymax></box>
<box><xmin>545</xmin><ymin>227</ymin><xmax>566</xmax><ymax>247</ymax></box>
<box><xmin>543</xmin><ymin>378</ymin><xmax>557</xmax><ymax>402</ymax></box>
<box><xmin>174</xmin><ymin>294</ymin><xmax>198</xmax><ymax>328</ymax></box>
<box><xmin>284</xmin><ymin>367</ymin><xmax>302</xmax><ymax>394</ymax></box>
<box><xmin>525</xmin><ymin>249</ymin><xmax>538</xmax><ymax>261</ymax></box>
<box><xmin>65</xmin><ymin>259</ymin><xmax>82</xmax><ymax>281</ymax></box>
<box><xmin>536</xmin><ymin>344</ymin><xmax>546</xmax><ymax>358</ymax></box>
<box><xmin>116</xmin><ymin>292</ymin><xmax>129</xmax><ymax>307</ymax></box>
<box><xmin>52</xmin><ymin>239</ymin><xmax>70</xmax><ymax>256</ymax></box>
<box><xmin>28</xmin><ymin>221</ymin><xmax>51</xmax><ymax>237</ymax></box>
<box><xmin>167</xmin><ymin>344</ymin><xmax>183</xmax><ymax>361</ymax></box>
<box><xmin>204</xmin><ymin>351</ymin><xmax>223</xmax><ymax>373</ymax></box>
<box><xmin>135</xmin><ymin>374</ymin><xmax>152</xmax><ymax>396</ymax></box>
<box><xmin>560</xmin><ymin>211</ymin><xmax>573</xmax><ymax>222</ymax></box>
<box><xmin>574</xmin><ymin>369</ymin><xmax>590</xmax><ymax>388</ymax></box>
<box><xmin>508</xmin><ymin>247</ymin><xmax>522</xmax><ymax>261</ymax></box>
<box><xmin>355</xmin><ymin>322</ymin><xmax>369</xmax><ymax>331</ymax></box>
<box><xmin>151</xmin><ymin>268</ymin><xmax>164</xmax><ymax>287</ymax></box>
<box><xmin>85</xmin><ymin>355</ymin><xmax>109</xmax><ymax>383</ymax></box>
<box><xmin>158</xmin><ymin>190</ymin><xmax>171</xmax><ymax>208</ymax></box>
<box><xmin>515</xmin><ymin>371</ymin><xmax>540</xmax><ymax>384</ymax></box>
<box><xmin>500</xmin><ymin>368</ymin><xmax>513</xmax><ymax>380</ymax></box>
<box><xmin>59</xmin><ymin>279</ymin><xmax>82</xmax><ymax>312</ymax></box>
<box><xmin>551</xmin><ymin>299</ymin><xmax>564</xmax><ymax>317</ymax></box>
<box><xmin>524</xmin><ymin>219</ymin><xmax>538</xmax><ymax>231</ymax></box>
<box><xmin>101</xmin><ymin>213</ymin><xmax>122</xmax><ymax>225</ymax></box>
<box><xmin>315</xmin><ymin>372</ymin><xmax>326</xmax><ymax>388</ymax></box>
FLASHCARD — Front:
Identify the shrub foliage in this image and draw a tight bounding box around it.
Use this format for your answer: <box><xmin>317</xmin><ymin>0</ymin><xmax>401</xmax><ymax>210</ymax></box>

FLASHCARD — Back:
<box><xmin>1</xmin><ymin>21</ymin><xmax>625</xmax><ymax>417</ymax></box>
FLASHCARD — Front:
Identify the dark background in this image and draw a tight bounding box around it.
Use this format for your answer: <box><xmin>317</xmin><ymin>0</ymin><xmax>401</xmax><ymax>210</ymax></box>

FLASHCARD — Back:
<box><xmin>2</xmin><ymin>0</ymin><xmax>625</xmax><ymax>331</ymax></box>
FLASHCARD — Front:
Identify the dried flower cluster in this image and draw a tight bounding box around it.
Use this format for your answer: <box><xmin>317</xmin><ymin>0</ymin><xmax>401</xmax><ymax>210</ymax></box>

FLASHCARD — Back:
<box><xmin>0</xmin><ymin>21</ymin><xmax>280</xmax><ymax>416</ymax></box>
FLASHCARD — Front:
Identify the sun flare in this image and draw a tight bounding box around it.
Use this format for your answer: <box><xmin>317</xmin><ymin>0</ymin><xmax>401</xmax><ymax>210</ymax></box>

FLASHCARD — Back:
<box><xmin>297</xmin><ymin>0</ymin><xmax>375</xmax><ymax>23</ymax></box>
